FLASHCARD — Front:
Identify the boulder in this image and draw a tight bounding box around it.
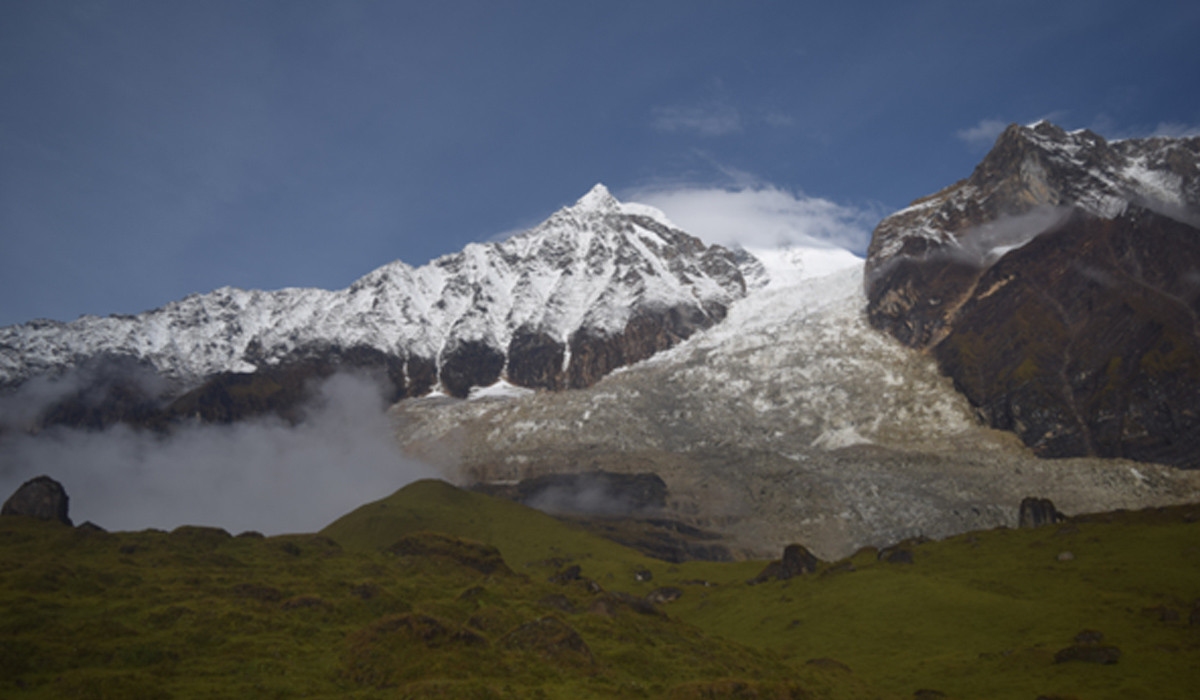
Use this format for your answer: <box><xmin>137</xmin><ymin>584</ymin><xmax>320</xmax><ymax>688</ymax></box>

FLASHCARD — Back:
<box><xmin>1</xmin><ymin>475</ymin><xmax>72</xmax><ymax>525</ymax></box>
<box><xmin>1020</xmin><ymin>497</ymin><xmax>1066</xmax><ymax>528</ymax></box>
<box><xmin>751</xmin><ymin>543</ymin><xmax>820</xmax><ymax>583</ymax></box>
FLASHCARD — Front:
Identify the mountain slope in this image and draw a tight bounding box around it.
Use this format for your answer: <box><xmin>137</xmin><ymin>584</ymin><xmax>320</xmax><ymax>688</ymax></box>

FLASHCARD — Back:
<box><xmin>865</xmin><ymin>122</ymin><xmax>1200</xmax><ymax>467</ymax></box>
<box><xmin>0</xmin><ymin>185</ymin><xmax>745</xmax><ymax>427</ymax></box>
<box><xmin>392</xmin><ymin>252</ymin><xmax>1200</xmax><ymax>559</ymax></box>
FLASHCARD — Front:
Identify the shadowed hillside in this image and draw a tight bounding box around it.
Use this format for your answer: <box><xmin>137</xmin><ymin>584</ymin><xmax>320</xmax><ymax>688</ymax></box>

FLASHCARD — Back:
<box><xmin>4</xmin><ymin>479</ymin><xmax>1199</xmax><ymax>698</ymax></box>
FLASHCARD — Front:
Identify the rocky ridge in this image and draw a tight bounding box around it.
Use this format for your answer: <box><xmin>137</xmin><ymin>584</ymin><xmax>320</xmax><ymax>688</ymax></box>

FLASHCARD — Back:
<box><xmin>865</xmin><ymin>122</ymin><xmax>1200</xmax><ymax>467</ymax></box>
<box><xmin>0</xmin><ymin>185</ymin><xmax>745</xmax><ymax>426</ymax></box>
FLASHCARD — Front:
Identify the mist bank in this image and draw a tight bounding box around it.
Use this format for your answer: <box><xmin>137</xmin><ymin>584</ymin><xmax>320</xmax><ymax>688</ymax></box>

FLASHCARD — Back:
<box><xmin>0</xmin><ymin>372</ymin><xmax>432</xmax><ymax>534</ymax></box>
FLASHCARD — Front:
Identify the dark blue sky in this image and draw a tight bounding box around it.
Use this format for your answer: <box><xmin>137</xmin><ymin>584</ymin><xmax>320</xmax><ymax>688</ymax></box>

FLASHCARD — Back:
<box><xmin>2</xmin><ymin>0</ymin><xmax>1198</xmax><ymax>326</ymax></box>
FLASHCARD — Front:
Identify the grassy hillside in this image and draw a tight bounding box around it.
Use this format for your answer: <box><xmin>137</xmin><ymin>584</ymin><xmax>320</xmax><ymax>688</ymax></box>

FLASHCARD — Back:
<box><xmin>3</xmin><ymin>479</ymin><xmax>1198</xmax><ymax>698</ymax></box>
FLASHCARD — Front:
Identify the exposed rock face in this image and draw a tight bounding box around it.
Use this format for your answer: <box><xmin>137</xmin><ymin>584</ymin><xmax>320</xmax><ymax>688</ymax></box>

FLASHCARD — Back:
<box><xmin>865</xmin><ymin>122</ymin><xmax>1200</xmax><ymax>468</ymax></box>
<box><xmin>1019</xmin><ymin>497</ymin><xmax>1066</xmax><ymax>528</ymax></box>
<box><xmin>2</xmin><ymin>475</ymin><xmax>72</xmax><ymax>525</ymax></box>
<box><xmin>165</xmin><ymin>345</ymin><xmax>417</xmax><ymax>425</ymax></box>
<box><xmin>1</xmin><ymin>184</ymin><xmax>745</xmax><ymax>427</ymax></box>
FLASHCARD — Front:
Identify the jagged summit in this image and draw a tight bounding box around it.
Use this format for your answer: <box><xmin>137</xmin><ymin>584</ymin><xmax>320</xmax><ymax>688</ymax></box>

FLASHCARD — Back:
<box><xmin>572</xmin><ymin>183</ymin><xmax>620</xmax><ymax>212</ymax></box>
<box><xmin>864</xmin><ymin>121</ymin><xmax>1200</xmax><ymax>468</ymax></box>
<box><xmin>867</xmin><ymin>121</ymin><xmax>1200</xmax><ymax>276</ymax></box>
<box><xmin>0</xmin><ymin>186</ymin><xmax>747</xmax><ymax>425</ymax></box>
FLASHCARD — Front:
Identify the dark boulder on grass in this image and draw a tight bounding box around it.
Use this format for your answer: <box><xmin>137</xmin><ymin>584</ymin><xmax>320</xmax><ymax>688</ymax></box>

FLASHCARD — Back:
<box><xmin>751</xmin><ymin>543</ymin><xmax>820</xmax><ymax>583</ymax></box>
<box><xmin>1</xmin><ymin>475</ymin><xmax>72</xmax><ymax>525</ymax></box>
<box><xmin>549</xmin><ymin>564</ymin><xmax>582</xmax><ymax>584</ymax></box>
<box><xmin>1019</xmin><ymin>497</ymin><xmax>1066</xmax><ymax>528</ymax></box>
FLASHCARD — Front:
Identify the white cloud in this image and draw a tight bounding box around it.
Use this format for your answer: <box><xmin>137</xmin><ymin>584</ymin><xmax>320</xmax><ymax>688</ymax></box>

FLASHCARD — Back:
<box><xmin>651</xmin><ymin>104</ymin><xmax>742</xmax><ymax>136</ymax></box>
<box><xmin>955</xmin><ymin>118</ymin><xmax>1009</xmax><ymax>146</ymax></box>
<box><xmin>1147</xmin><ymin>122</ymin><xmax>1200</xmax><ymax>138</ymax></box>
<box><xmin>625</xmin><ymin>181</ymin><xmax>878</xmax><ymax>254</ymax></box>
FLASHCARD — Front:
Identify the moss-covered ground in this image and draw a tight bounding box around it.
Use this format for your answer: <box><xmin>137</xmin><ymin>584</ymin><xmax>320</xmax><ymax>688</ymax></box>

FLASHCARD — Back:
<box><xmin>3</xmin><ymin>479</ymin><xmax>1198</xmax><ymax>698</ymax></box>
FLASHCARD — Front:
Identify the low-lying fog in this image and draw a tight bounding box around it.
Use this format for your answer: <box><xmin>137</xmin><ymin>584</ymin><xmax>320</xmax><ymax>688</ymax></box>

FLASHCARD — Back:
<box><xmin>0</xmin><ymin>372</ymin><xmax>433</xmax><ymax>534</ymax></box>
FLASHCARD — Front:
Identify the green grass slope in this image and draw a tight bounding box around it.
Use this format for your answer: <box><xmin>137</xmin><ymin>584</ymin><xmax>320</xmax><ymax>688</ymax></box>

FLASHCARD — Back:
<box><xmin>0</xmin><ymin>505</ymin><xmax>874</xmax><ymax>698</ymax></box>
<box><xmin>668</xmin><ymin>507</ymin><xmax>1200</xmax><ymax>700</ymax></box>
<box><xmin>4</xmin><ymin>478</ymin><xmax>1199</xmax><ymax>699</ymax></box>
<box><xmin>323</xmin><ymin>479</ymin><xmax>1200</xmax><ymax>699</ymax></box>
<box><xmin>321</xmin><ymin>479</ymin><xmax>686</xmax><ymax>589</ymax></box>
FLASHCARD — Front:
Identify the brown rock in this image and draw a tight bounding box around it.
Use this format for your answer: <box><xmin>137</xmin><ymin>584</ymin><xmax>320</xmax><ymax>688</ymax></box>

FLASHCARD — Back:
<box><xmin>751</xmin><ymin>543</ymin><xmax>821</xmax><ymax>583</ymax></box>
<box><xmin>1019</xmin><ymin>497</ymin><xmax>1066</xmax><ymax>528</ymax></box>
<box><xmin>1</xmin><ymin>475</ymin><xmax>72</xmax><ymax>525</ymax></box>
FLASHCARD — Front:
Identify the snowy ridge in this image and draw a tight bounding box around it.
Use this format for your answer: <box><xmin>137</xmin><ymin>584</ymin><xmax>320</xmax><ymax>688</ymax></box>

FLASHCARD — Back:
<box><xmin>0</xmin><ymin>184</ymin><xmax>745</xmax><ymax>391</ymax></box>
<box><xmin>870</xmin><ymin>122</ymin><xmax>1200</xmax><ymax>264</ymax></box>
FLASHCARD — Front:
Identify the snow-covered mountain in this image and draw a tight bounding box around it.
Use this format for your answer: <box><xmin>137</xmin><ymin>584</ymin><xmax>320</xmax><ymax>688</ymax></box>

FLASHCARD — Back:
<box><xmin>0</xmin><ymin>185</ymin><xmax>746</xmax><ymax>414</ymax></box>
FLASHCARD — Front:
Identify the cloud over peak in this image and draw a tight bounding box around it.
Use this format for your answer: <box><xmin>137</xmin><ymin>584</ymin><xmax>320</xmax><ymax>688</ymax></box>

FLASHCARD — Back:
<box><xmin>627</xmin><ymin>180</ymin><xmax>877</xmax><ymax>254</ymax></box>
<box><xmin>955</xmin><ymin>118</ymin><xmax>1009</xmax><ymax>147</ymax></box>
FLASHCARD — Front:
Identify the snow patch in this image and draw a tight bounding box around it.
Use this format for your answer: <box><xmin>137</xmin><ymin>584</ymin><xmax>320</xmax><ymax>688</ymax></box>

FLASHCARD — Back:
<box><xmin>468</xmin><ymin>380</ymin><xmax>535</xmax><ymax>401</ymax></box>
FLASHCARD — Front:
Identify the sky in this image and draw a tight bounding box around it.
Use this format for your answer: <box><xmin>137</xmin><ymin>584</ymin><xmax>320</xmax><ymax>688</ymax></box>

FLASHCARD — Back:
<box><xmin>2</xmin><ymin>0</ymin><xmax>1199</xmax><ymax>328</ymax></box>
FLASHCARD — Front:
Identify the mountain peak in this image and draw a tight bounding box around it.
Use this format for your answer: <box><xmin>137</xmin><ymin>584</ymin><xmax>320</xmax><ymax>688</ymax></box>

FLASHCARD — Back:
<box><xmin>572</xmin><ymin>183</ymin><xmax>620</xmax><ymax>212</ymax></box>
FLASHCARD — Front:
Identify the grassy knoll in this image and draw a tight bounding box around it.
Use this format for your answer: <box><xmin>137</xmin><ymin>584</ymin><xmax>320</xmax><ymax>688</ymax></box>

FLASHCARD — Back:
<box><xmin>3</xmin><ymin>479</ymin><xmax>1198</xmax><ymax>698</ymax></box>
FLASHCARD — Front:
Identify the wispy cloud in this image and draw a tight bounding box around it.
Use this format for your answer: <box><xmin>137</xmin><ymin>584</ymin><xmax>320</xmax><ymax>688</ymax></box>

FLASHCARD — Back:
<box><xmin>955</xmin><ymin>118</ymin><xmax>1009</xmax><ymax>147</ymax></box>
<box><xmin>651</xmin><ymin>104</ymin><xmax>742</xmax><ymax>136</ymax></box>
<box><xmin>1077</xmin><ymin>114</ymin><xmax>1200</xmax><ymax>141</ymax></box>
<box><xmin>1146</xmin><ymin>122</ymin><xmax>1200</xmax><ymax>138</ymax></box>
<box><xmin>626</xmin><ymin>177</ymin><xmax>879</xmax><ymax>254</ymax></box>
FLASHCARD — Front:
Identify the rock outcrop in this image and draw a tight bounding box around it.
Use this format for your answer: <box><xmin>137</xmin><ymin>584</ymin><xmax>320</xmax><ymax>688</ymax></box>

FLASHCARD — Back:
<box><xmin>1</xmin><ymin>475</ymin><xmax>72</xmax><ymax>525</ymax></box>
<box><xmin>865</xmin><ymin>122</ymin><xmax>1200</xmax><ymax>468</ymax></box>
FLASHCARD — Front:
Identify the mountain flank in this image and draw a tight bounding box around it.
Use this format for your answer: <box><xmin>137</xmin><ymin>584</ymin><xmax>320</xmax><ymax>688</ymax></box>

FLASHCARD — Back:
<box><xmin>865</xmin><ymin>122</ymin><xmax>1200</xmax><ymax>468</ymax></box>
